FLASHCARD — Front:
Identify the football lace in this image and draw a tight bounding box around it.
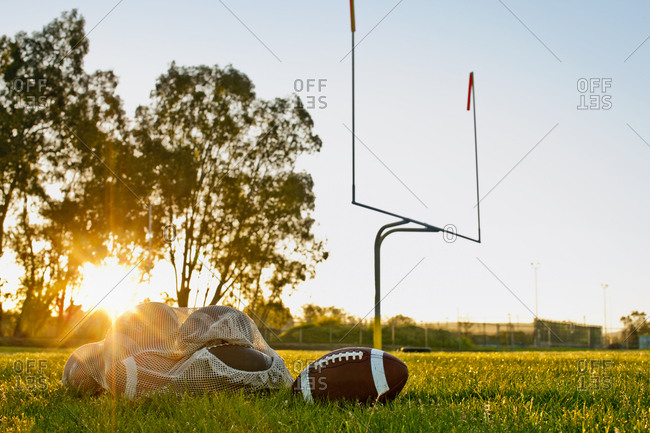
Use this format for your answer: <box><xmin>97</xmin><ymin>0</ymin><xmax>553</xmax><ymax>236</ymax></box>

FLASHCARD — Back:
<box><xmin>312</xmin><ymin>350</ymin><xmax>364</xmax><ymax>371</ymax></box>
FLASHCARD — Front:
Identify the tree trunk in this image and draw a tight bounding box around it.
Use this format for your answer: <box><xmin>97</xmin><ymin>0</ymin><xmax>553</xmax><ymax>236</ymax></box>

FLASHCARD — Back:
<box><xmin>55</xmin><ymin>285</ymin><xmax>66</xmax><ymax>336</ymax></box>
<box><xmin>208</xmin><ymin>278</ymin><xmax>227</xmax><ymax>306</ymax></box>
<box><xmin>177</xmin><ymin>276</ymin><xmax>190</xmax><ymax>308</ymax></box>
<box><xmin>176</xmin><ymin>234</ymin><xmax>191</xmax><ymax>307</ymax></box>
<box><xmin>248</xmin><ymin>269</ymin><xmax>264</xmax><ymax>318</ymax></box>
<box><xmin>13</xmin><ymin>301</ymin><xmax>26</xmax><ymax>338</ymax></box>
<box><xmin>0</xmin><ymin>174</ymin><xmax>19</xmax><ymax>258</ymax></box>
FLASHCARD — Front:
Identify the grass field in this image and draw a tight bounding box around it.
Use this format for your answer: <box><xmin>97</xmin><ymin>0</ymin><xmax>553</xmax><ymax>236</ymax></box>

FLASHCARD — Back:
<box><xmin>1</xmin><ymin>348</ymin><xmax>649</xmax><ymax>432</ymax></box>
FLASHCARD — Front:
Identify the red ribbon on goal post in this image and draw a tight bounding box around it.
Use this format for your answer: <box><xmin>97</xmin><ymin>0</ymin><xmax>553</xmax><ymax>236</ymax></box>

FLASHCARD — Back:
<box><xmin>467</xmin><ymin>72</ymin><xmax>474</xmax><ymax>111</ymax></box>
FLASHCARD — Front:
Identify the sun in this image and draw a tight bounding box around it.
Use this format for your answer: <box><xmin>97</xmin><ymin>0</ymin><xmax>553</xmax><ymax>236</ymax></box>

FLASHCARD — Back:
<box><xmin>77</xmin><ymin>260</ymin><xmax>146</xmax><ymax>320</ymax></box>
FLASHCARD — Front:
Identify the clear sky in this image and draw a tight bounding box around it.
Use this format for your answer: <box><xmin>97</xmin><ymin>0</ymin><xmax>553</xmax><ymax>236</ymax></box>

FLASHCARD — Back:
<box><xmin>2</xmin><ymin>0</ymin><xmax>650</xmax><ymax>331</ymax></box>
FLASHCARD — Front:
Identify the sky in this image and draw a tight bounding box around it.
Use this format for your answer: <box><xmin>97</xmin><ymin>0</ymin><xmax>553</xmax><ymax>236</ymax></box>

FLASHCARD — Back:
<box><xmin>1</xmin><ymin>0</ymin><xmax>650</xmax><ymax>331</ymax></box>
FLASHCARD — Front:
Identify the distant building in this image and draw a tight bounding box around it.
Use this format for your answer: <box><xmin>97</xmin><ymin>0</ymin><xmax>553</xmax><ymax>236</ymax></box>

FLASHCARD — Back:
<box><xmin>639</xmin><ymin>335</ymin><xmax>650</xmax><ymax>350</ymax></box>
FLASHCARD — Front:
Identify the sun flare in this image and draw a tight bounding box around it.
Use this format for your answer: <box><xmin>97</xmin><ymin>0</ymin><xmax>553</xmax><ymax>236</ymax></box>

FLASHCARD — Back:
<box><xmin>77</xmin><ymin>260</ymin><xmax>145</xmax><ymax>320</ymax></box>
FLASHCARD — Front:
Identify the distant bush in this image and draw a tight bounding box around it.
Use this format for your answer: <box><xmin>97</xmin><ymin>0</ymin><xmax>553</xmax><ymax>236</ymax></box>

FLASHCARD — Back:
<box><xmin>279</xmin><ymin>323</ymin><xmax>370</xmax><ymax>345</ymax></box>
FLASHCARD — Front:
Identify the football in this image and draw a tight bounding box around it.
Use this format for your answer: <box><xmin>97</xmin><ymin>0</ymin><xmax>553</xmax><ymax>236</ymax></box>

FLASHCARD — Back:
<box><xmin>293</xmin><ymin>347</ymin><xmax>408</xmax><ymax>403</ymax></box>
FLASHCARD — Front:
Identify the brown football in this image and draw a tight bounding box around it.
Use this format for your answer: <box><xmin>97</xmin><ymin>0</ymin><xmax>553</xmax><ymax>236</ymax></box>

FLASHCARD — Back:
<box><xmin>292</xmin><ymin>347</ymin><xmax>408</xmax><ymax>403</ymax></box>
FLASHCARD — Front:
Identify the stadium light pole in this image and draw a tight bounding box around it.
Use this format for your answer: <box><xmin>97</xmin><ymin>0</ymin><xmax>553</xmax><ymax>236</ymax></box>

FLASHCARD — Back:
<box><xmin>602</xmin><ymin>283</ymin><xmax>608</xmax><ymax>347</ymax></box>
<box><xmin>530</xmin><ymin>262</ymin><xmax>540</xmax><ymax>317</ymax></box>
<box><xmin>530</xmin><ymin>262</ymin><xmax>540</xmax><ymax>347</ymax></box>
<box><xmin>348</xmin><ymin>1</ymin><xmax>481</xmax><ymax>350</ymax></box>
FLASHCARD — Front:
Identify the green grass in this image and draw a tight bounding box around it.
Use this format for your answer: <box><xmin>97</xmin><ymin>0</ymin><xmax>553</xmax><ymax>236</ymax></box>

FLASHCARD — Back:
<box><xmin>1</xmin><ymin>348</ymin><xmax>648</xmax><ymax>432</ymax></box>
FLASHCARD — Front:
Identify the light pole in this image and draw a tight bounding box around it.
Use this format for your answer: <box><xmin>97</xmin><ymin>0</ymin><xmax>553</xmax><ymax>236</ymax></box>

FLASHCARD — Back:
<box><xmin>602</xmin><ymin>283</ymin><xmax>608</xmax><ymax>347</ymax></box>
<box><xmin>530</xmin><ymin>262</ymin><xmax>540</xmax><ymax>317</ymax></box>
<box><xmin>530</xmin><ymin>262</ymin><xmax>540</xmax><ymax>347</ymax></box>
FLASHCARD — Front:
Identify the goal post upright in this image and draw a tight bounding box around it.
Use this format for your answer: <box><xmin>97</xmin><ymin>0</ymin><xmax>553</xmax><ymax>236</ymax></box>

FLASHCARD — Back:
<box><xmin>373</xmin><ymin>221</ymin><xmax>440</xmax><ymax>349</ymax></box>
<box><xmin>348</xmin><ymin>1</ymin><xmax>482</xmax><ymax>350</ymax></box>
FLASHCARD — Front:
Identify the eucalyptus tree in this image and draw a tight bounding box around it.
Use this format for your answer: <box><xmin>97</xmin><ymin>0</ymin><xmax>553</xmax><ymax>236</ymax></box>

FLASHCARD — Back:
<box><xmin>1</xmin><ymin>11</ymin><xmax>137</xmax><ymax>336</ymax></box>
<box><xmin>135</xmin><ymin>63</ymin><xmax>327</xmax><ymax>308</ymax></box>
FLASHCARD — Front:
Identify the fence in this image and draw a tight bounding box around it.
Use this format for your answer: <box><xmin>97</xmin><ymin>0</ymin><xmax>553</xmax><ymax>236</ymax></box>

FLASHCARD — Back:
<box><xmin>266</xmin><ymin>319</ymin><xmax>604</xmax><ymax>350</ymax></box>
<box><xmin>0</xmin><ymin>311</ymin><xmax>605</xmax><ymax>350</ymax></box>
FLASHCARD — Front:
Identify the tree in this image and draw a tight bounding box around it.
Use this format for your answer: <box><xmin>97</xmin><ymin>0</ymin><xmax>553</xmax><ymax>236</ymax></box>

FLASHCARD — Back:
<box><xmin>387</xmin><ymin>314</ymin><xmax>416</xmax><ymax>327</ymax></box>
<box><xmin>620</xmin><ymin>311</ymin><xmax>649</xmax><ymax>349</ymax></box>
<box><xmin>0</xmin><ymin>10</ymin><xmax>87</xmax><ymax>258</ymax></box>
<box><xmin>244</xmin><ymin>298</ymin><xmax>293</xmax><ymax>330</ymax></box>
<box><xmin>3</xmin><ymin>12</ymin><xmax>328</xmax><ymax>334</ymax></box>
<box><xmin>301</xmin><ymin>304</ymin><xmax>350</xmax><ymax>325</ymax></box>
<box><xmin>134</xmin><ymin>63</ymin><xmax>326</xmax><ymax>308</ymax></box>
<box><xmin>1</xmin><ymin>11</ymin><xmax>139</xmax><ymax>336</ymax></box>
<box><xmin>9</xmin><ymin>196</ymin><xmax>54</xmax><ymax>337</ymax></box>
